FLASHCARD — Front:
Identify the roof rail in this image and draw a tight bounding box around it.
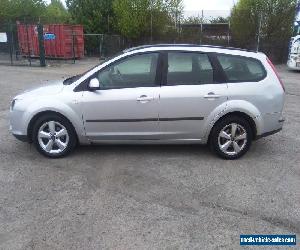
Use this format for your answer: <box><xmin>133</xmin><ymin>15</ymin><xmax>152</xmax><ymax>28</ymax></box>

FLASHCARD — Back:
<box><xmin>123</xmin><ymin>44</ymin><xmax>257</xmax><ymax>53</ymax></box>
<box><xmin>200</xmin><ymin>45</ymin><xmax>257</xmax><ymax>53</ymax></box>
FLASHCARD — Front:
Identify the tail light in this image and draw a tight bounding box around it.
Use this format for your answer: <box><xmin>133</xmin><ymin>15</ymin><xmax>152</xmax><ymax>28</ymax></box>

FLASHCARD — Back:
<box><xmin>267</xmin><ymin>58</ymin><xmax>285</xmax><ymax>92</ymax></box>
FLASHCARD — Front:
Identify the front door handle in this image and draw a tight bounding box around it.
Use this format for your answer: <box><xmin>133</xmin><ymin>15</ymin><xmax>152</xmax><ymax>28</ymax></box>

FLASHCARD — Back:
<box><xmin>137</xmin><ymin>95</ymin><xmax>154</xmax><ymax>103</ymax></box>
<box><xmin>204</xmin><ymin>92</ymin><xmax>221</xmax><ymax>99</ymax></box>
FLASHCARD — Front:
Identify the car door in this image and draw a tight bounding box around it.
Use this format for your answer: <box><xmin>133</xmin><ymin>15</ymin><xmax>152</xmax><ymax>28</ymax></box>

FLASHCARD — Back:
<box><xmin>159</xmin><ymin>51</ymin><xmax>228</xmax><ymax>140</ymax></box>
<box><xmin>81</xmin><ymin>52</ymin><xmax>161</xmax><ymax>141</ymax></box>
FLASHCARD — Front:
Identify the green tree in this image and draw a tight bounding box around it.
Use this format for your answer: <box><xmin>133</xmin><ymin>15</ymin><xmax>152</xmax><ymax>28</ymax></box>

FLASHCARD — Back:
<box><xmin>182</xmin><ymin>16</ymin><xmax>229</xmax><ymax>25</ymax></box>
<box><xmin>0</xmin><ymin>0</ymin><xmax>69</xmax><ymax>24</ymax></box>
<box><xmin>182</xmin><ymin>16</ymin><xmax>202</xmax><ymax>25</ymax></box>
<box><xmin>210</xmin><ymin>16</ymin><xmax>229</xmax><ymax>24</ymax></box>
<box><xmin>165</xmin><ymin>0</ymin><xmax>183</xmax><ymax>29</ymax></box>
<box><xmin>113</xmin><ymin>0</ymin><xmax>183</xmax><ymax>41</ymax></box>
<box><xmin>0</xmin><ymin>0</ymin><xmax>10</xmax><ymax>23</ymax></box>
<box><xmin>44</xmin><ymin>0</ymin><xmax>70</xmax><ymax>23</ymax></box>
<box><xmin>113</xmin><ymin>0</ymin><xmax>150</xmax><ymax>40</ymax></box>
<box><xmin>66</xmin><ymin>0</ymin><xmax>114</xmax><ymax>33</ymax></box>
<box><xmin>230</xmin><ymin>0</ymin><xmax>297</xmax><ymax>51</ymax></box>
<box><xmin>0</xmin><ymin>0</ymin><xmax>47</xmax><ymax>23</ymax></box>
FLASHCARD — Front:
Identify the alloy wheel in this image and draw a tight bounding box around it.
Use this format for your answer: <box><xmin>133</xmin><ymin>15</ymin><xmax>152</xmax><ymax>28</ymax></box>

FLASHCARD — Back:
<box><xmin>218</xmin><ymin>123</ymin><xmax>247</xmax><ymax>156</ymax></box>
<box><xmin>37</xmin><ymin>121</ymin><xmax>69</xmax><ymax>154</ymax></box>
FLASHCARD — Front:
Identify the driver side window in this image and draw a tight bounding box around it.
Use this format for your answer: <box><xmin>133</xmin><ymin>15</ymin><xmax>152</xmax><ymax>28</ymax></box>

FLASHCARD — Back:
<box><xmin>97</xmin><ymin>53</ymin><xmax>159</xmax><ymax>89</ymax></box>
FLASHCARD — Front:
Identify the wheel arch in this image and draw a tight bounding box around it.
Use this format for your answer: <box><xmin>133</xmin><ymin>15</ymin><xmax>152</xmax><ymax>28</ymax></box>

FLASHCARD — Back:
<box><xmin>208</xmin><ymin>111</ymin><xmax>258</xmax><ymax>143</ymax></box>
<box><xmin>27</xmin><ymin>110</ymin><xmax>78</xmax><ymax>143</ymax></box>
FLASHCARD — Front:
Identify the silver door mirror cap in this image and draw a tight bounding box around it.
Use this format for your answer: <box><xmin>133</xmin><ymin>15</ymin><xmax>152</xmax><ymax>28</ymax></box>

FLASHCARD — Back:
<box><xmin>88</xmin><ymin>78</ymin><xmax>100</xmax><ymax>90</ymax></box>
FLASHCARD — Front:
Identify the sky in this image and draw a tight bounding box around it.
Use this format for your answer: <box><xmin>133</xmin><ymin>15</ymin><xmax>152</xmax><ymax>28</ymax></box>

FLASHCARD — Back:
<box><xmin>183</xmin><ymin>0</ymin><xmax>237</xmax><ymax>18</ymax></box>
<box><xmin>48</xmin><ymin>0</ymin><xmax>237</xmax><ymax>11</ymax></box>
<box><xmin>184</xmin><ymin>0</ymin><xmax>236</xmax><ymax>11</ymax></box>
<box><xmin>47</xmin><ymin>0</ymin><xmax>237</xmax><ymax>18</ymax></box>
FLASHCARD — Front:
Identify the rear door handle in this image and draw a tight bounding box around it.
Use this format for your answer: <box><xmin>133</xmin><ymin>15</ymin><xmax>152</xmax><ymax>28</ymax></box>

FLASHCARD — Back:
<box><xmin>137</xmin><ymin>95</ymin><xmax>154</xmax><ymax>102</ymax></box>
<box><xmin>204</xmin><ymin>92</ymin><xmax>221</xmax><ymax>99</ymax></box>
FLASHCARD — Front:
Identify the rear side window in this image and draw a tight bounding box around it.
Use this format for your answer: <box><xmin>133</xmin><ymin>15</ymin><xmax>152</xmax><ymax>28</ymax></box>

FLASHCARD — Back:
<box><xmin>216</xmin><ymin>54</ymin><xmax>266</xmax><ymax>82</ymax></box>
<box><xmin>167</xmin><ymin>52</ymin><xmax>214</xmax><ymax>85</ymax></box>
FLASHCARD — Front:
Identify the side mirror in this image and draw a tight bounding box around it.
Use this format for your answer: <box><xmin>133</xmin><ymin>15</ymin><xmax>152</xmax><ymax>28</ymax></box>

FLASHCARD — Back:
<box><xmin>88</xmin><ymin>78</ymin><xmax>100</xmax><ymax>91</ymax></box>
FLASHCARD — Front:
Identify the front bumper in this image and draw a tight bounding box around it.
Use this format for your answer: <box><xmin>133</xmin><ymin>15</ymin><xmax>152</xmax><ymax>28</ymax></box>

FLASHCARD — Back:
<box><xmin>12</xmin><ymin>133</ymin><xmax>28</xmax><ymax>142</ymax></box>
<box><xmin>9</xmin><ymin>109</ymin><xmax>28</xmax><ymax>142</ymax></box>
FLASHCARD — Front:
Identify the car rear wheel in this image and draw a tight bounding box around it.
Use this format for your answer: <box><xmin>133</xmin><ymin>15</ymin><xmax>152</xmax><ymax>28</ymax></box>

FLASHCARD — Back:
<box><xmin>210</xmin><ymin>116</ymin><xmax>252</xmax><ymax>160</ymax></box>
<box><xmin>32</xmin><ymin>114</ymin><xmax>77</xmax><ymax>158</ymax></box>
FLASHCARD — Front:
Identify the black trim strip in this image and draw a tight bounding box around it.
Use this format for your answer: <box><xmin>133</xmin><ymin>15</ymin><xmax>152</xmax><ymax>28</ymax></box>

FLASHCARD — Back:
<box><xmin>86</xmin><ymin>118</ymin><xmax>157</xmax><ymax>123</ymax></box>
<box><xmin>208</xmin><ymin>52</ymin><xmax>228</xmax><ymax>83</ymax></box>
<box><xmin>160</xmin><ymin>117</ymin><xmax>204</xmax><ymax>121</ymax></box>
<box><xmin>255</xmin><ymin>128</ymin><xmax>282</xmax><ymax>140</ymax></box>
<box><xmin>86</xmin><ymin>117</ymin><xmax>204</xmax><ymax>123</ymax></box>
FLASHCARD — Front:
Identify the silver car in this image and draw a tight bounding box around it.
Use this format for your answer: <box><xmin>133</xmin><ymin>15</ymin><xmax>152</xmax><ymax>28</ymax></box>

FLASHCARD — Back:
<box><xmin>9</xmin><ymin>45</ymin><xmax>285</xmax><ymax>159</ymax></box>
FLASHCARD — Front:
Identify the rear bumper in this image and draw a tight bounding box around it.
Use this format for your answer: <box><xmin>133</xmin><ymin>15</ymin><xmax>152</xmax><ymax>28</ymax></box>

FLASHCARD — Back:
<box><xmin>255</xmin><ymin>115</ymin><xmax>284</xmax><ymax>140</ymax></box>
<box><xmin>287</xmin><ymin>60</ymin><xmax>300</xmax><ymax>71</ymax></box>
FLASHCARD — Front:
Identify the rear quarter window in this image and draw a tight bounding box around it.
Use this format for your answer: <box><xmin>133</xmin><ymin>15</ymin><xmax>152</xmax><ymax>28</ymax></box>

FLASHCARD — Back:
<box><xmin>216</xmin><ymin>54</ymin><xmax>266</xmax><ymax>82</ymax></box>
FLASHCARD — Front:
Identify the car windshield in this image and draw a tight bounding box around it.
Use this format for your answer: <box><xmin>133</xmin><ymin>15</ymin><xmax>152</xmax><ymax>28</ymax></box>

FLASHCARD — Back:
<box><xmin>63</xmin><ymin>74</ymin><xmax>83</xmax><ymax>85</ymax></box>
<box><xmin>63</xmin><ymin>52</ymin><xmax>124</xmax><ymax>85</ymax></box>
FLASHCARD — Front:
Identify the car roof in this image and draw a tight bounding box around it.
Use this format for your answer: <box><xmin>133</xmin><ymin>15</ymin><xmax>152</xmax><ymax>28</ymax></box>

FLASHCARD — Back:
<box><xmin>123</xmin><ymin>44</ymin><xmax>256</xmax><ymax>53</ymax></box>
<box><xmin>123</xmin><ymin>44</ymin><xmax>265</xmax><ymax>60</ymax></box>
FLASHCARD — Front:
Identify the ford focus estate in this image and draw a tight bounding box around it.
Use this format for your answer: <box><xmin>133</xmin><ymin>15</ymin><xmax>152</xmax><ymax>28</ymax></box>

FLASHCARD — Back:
<box><xmin>9</xmin><ymin>45</ymin><xmax>285</xmax><ymax>159</ymax></box>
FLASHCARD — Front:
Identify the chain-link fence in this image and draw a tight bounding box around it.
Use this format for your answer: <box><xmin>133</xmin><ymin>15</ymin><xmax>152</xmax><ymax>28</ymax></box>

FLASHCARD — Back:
<box><xmin>0</xmin><ymin>8</ymin><xmax>294</xmax><ymax>67</ymax></box>
<box><xmin>84</xmin><ymin>34</ymin><xmax>122</xmax><ymax>59</ymax></box>
<box><xmin>119</xmin><ymin>9</ymin><xmax>293</xmax><ymax>64</ymax></box>
<box><xmin>0</xmin><ymin>22</ymin><xmax>123</xmax><ymax>67</ymax></box>
<box><xmin>0</xmin><ymin>22</ymin><xmax>39</xmax><ymax>66</ymax></box>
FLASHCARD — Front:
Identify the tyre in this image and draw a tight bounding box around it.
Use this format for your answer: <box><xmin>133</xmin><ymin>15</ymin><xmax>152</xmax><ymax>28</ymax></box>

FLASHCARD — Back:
<box><xmin>209</xmin><ymin>115</ymin><xmax>253</xmax><ymax>160</ymax></box>
<box><xmin>32</xmin><ymin>113</ymin><xmax>77</xmax><ymax>158</ymax></box>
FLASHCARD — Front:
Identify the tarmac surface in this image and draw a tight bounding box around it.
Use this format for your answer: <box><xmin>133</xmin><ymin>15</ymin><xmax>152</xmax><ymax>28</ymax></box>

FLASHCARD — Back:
<box><xmin>0</xmin><ymin>61</ymin><xmax>299</xmax><ymax>249</ymax></box>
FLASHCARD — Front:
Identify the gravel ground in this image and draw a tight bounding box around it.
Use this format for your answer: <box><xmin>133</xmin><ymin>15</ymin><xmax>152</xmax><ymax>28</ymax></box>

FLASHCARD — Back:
<box><xmin>0</xmin><ymin>60</ymin><xmax>299</xmax><ymax>250</ymax></box>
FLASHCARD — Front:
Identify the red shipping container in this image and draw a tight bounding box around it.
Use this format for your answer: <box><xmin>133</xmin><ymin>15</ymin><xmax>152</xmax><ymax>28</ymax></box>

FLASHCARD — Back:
<box><xmin>17</xmin><ymin>23</ymin><xmax>84</xmax><ymax>59</ymax></box>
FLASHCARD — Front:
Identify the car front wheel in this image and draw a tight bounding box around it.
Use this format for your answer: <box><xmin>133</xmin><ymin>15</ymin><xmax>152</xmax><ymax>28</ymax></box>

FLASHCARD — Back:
<box><xmin>32</xmin><ymin>113</ymin><xmax>77</xmax><ymax>158</ymax></box>
<box><xmin>210</xmin><ymin>116</ymin><xmax>253</xmax><ymax>160</ymax></box>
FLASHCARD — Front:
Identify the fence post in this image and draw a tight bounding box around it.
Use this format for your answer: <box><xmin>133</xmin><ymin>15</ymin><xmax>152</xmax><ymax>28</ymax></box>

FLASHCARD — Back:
<box><xmin>72</xmin><ymin>30</ymin><xmax>76</xmax><ymax>64</ymax></box>
<box><xmin>37</xmin><ymin>24</ymin><xmax>46</xmax><ymax>67</ymax></box>
<box><xmin>8</xmin><ymin>22</ymin><xmax>13</xmax><ymax>65</ymax></box>
<box><xmin>99</xmin><ymin>34</ymin><xmax>104</xmax><ymax>59</ymax></box>
<box><xmin>25</xmin><ymin>23</ymin><xmax>32</xmax><ymax>66</ymax></box>
<box><xmin>200</xmin><ymin>10</ymin><xmax>204</xmax><ymax>44</ymax></box>
<box><xmin>256</xmin><ymin>12</ymin><xmax>262</xmax><ymax>52</ymax></box>
<box><xmin>150</xmin><ymin>0</ymin><xmax>153</xmax><ymax>43</ymax></box>
<box><xmin>227</xmin><ymin>21</ymin><xmax>231</xmax><ymax>46</ymax></box>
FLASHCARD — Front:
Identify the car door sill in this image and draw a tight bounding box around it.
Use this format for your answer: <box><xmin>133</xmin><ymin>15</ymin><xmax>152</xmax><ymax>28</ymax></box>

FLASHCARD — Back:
<box><xmin>89</xmin><ymin>139</ymin><xmax>204</xmax><ymax>145</ymax></box>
